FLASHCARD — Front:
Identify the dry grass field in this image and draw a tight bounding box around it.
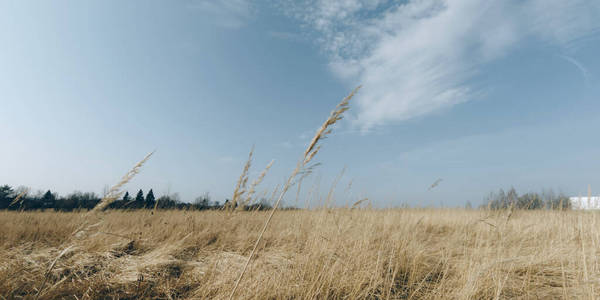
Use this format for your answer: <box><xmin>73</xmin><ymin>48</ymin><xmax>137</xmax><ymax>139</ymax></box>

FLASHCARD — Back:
<box><xmin>1</xmin><ymin>208</ymin><xmax>600</xmax><ymax>299</ymax></box>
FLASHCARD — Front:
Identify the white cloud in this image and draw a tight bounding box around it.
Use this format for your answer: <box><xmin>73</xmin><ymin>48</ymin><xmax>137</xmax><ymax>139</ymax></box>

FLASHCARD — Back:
<box><xmin>282</xmin><ymin>0</ymin><xmax>600</xmax><ymax>129</ymax></box>
<box><xmin>189</xmin><ymin>0</ymin><xmax>254</xmax><ymax>29</ymax></box>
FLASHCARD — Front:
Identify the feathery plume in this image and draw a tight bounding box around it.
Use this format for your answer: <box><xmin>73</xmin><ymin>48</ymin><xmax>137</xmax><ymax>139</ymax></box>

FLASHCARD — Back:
<box><xmin>229</xmin><ymin>86</ymin><xmax>361</xmax><ymax>299</ymax></box>
<box><xmin>230</xmin><ymin>146</ymin><xmax>254</xmax><ymax>210</ymax></box>
<box><xmin>240</xmin><ymin>159</ymin><xmax>275</xmax><ymax>208</ymax></box>
<box><xmin>9</xmin><ymin>189</ymin><xmax>28</xmax><ymax>207</ymax></box>
<box><xmin>91</xmin><ymin>151</ymin><xmax>154</xmax><ymax>213</ymax></box>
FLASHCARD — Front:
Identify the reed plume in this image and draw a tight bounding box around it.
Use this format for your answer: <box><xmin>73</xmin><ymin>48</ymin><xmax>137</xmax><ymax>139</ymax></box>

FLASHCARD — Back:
<box><xmin>9</xmin><ymin>189</ymin><xmax>28</xmax><ymax>207</ymax></box>
<box><xmin>240</xmin><ymin>159</ymin><xmax>275</xmax><ymax>208</ymax></box>
<box><xmin>91</xmin><ymin>151</ymin><xmax>154</xmax><ymax>214</ymax></box>
<box><xmin>72</xmin><ymin>151</ymin><xmax>154</xmax><ymax>239</ymax></box>
<box><xmin>230</xmin><ymin>146</ymin><xmax>254</xmax><ymax>210</ymax></box>
<box><xmin>229</xmin><ymin>85</ymin><xmax>361</xmax><ymax>299</ymax></box>
<box><xmin>36</xmin><ymin>152</ymin><xmax>154</xmax><ymax>299</ymax></box>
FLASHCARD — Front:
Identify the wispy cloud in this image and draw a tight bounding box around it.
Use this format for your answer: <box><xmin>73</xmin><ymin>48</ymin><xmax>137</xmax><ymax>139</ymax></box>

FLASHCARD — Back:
<box><xmin>189</xmin><ymin>0</ymin><xmax>254</xmax><ymax>29</ymax></box>
<box><xmin>559</xmin><ymin>54</ymin><xmax>592</xmax><ymax>86</ymax></box>
<box><xmin>281</xmin><ymin>0</ymin><xmax>600</xmax><ymax>129</ymax></box>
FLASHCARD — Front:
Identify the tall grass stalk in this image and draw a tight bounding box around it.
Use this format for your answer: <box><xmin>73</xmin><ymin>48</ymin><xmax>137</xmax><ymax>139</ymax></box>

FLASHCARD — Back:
<box><xmin>34</xmin><ymin>152</ymin><xmax>154</xmax><ymax>299</ymax></box>
<box><xmin>241</xmin><ymin>159</ymin><xmax>275</xmax><ymax>208</ymax></box>
<box><xmin>229</xmin><ymin>86</ymin><xmax>361</xmax><ymax>299</ymax></box>
<box><xmin>230</xmin><ymin>147</ymin><xmax>254</xmax><ymax>210</ymax></box>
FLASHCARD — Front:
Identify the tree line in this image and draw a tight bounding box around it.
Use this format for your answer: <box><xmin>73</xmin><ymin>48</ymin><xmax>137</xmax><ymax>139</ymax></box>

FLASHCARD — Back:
<box><xmin>0</xmin><ymin>184</ymin><xmax>574</xmax><ymax>211</ymax></box>
<box><xmin>482</xmin><ymin>187</ymin><xmax>571</xmax><ymax>210</ymax></box>
<box><xmin>0</xmin><ymin>184</ymin><xmax>273</xmax><ymax>211</ymax></box>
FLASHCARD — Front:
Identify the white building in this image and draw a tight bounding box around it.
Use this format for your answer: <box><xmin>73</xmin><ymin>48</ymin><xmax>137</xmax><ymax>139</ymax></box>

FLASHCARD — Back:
<box><xmin>569</xmin><ymin>196</ymin><xmax>600</xmax><ymax>210</ymax></box>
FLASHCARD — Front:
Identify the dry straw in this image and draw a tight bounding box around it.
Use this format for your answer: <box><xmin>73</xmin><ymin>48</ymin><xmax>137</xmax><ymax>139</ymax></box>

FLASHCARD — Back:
<box><xmin>241</xmin><ymin>159</ymin><xmax>275</xmax><ymax>208</ymax></box>
<box><xmin>90</xmin><ymin>151</ymin><xmax>154</xmax><ymax>214</ymax></box>
<box><xmin>33</xmin><ymin>245</ymin><xmax>75</xmax><ymax>300</ymax></box>
<box><xmin>351</xmin><ymin>198</ymin><xmax>369</xmax><ymax>209</ymax></box>
<box><xmin>228</xmin><ymin>146</ymin><xmax>276</xmax><ymax>210</ymax></box>
<box><xmin>73</xmin><ymin>151</ymin><xmax>154</xmax><ymax>238</ymax></box>
<box><xmin>229</xmin><ymin>85</ymin><xmax>361</xmax><ymax>299</ymax></box>
<box><xmin>230</xmin><ymin>147</ymin><xmax>254</xmax><ymax>210</ymax></box>
<box><xmin>35</xmin><ymin>152</ymin><xmax>154</xmax><ymax>299</ymax></box>
<box><xmin>8</xmin><ymin>189</ymin><xmax>28</xmax><ymax>207</ymax></box>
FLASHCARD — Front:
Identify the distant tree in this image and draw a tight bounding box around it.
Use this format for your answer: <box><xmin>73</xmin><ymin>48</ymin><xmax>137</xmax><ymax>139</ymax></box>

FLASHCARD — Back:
<box><xmin>134</xmin><ymin>189</ymin><xmax>144</xmax><ymax>208</ymax></box>
<box><xmin>155</xmin><ymin>195</ymin><xmax>172</xmax><ymax>209</ymax></box>
<box><xmin>488</xmin><ymin>189</ymin><xmax>505</xmax><ymax>209</ymax></box>
<box><xmin>62</xmin><ymin>191</ymin><xmax>100</xmax><ymax>210</ymax></box>
<box><xmin>41</xmin><ymin>190</ymin><xmax>57</xmax><ymax>210</ymax></box>
<box><xmin>547</xmin><ymin>192</ymin><xmax>571</xmax><ymax>210</ymax></box>
<box><xmin>145</xmin><ymin>189</ymin><xmax>156</xmax><ymax>209</ymax></box>
<box><xmin>465</xmin><ymin>201</ymin><xmax>472</xmax><ymax>209</ymax></box>
<box><xmin>59</xmin><ymin>192</ymin><xmax>78</xmax><ymax>211</ymax></box>
<box><xmin>487</xmin><ymin>188</ymin><xmax>518</xmax><ymax>210</ymax></box>
<box><xmin>517</xmin><ymin>193</ymin><xmax>543</xmax><ymax>209</ymax></box>
<box><xmin>117</xmin><ymin>191</ymin><xmax>131</xmax><ymax>209</ymax></box>
<box><xmin>79</xmin><ymin>192</ymin><xmax>100</xmax><ymax>209</ymax></box>
<box><xmin>152</xmin><ymin>193</ymin><xmax>178</xmax><ymax>209</ymax></box>
<box><xmin>194</xmin><ymin>192</ymin><xmax>210</xmax><ymax>209</ymax></box>
<box><xmin>507</xmin><ymin>187</ymin><xmax>518</xmax><ymax>207</ymax></box>
<box><xmin>485</xmin><ymin>187</ymin><xmax>572</xmax><ymax>211</ymax></box>
<box><xmin>108</xmin><ymin>191</ymin><xmax>129</xmax><ymax>209</ymax></box>
<box><xmin>12</xmin><ymin>186</ymin><xmax>29</xmax><ymax>210</ymax></box>
<box><xmin>241</xmin><ymin>198</ymin><xmax>273</xmax><ymax>211</ymax></box>
<box><xmin>0</xmin><ymin>185</ymin><xmax>14</xmax><ymax>209</ymax></box>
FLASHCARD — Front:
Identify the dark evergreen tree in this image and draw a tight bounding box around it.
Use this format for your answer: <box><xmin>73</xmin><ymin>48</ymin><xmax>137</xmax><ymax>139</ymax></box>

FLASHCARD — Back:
<box><xmin>145</xmin><ymin>189</ymin><xmax>156</xmax><ymax>209</ymax></box>
<box><xmin>135</xmin><ymin>189</ymin><xmax>145</xmax><ymax>208</ymax></box>
<box><xmin>0</xmin><ymin>185</ymin><xmax>14</xmax><ymax>209</ymax></box>
<box><xmin>108</xmin><ymin>191</ymin><xmax>129</xmax><ymax>209</ymax></box>
<box><xmin>41</xmin><ymin>190</ymin><xmax>57</xmax><ymax>209</ymax></box>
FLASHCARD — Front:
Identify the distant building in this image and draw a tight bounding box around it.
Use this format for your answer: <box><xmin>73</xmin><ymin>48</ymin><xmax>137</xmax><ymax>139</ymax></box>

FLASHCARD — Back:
<box><xmin>569</xmin><ymin>196</ymin><xmax>600</xmax><ymax>210</ymax></box>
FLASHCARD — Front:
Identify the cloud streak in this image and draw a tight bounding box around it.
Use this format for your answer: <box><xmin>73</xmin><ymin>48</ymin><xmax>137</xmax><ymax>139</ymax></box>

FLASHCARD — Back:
<box><xmin>559</xmin><ymin>54</ymin><xmax>592</xmax><ymax>86</ymax></box>
<box><xmin>282</xmin><ymin>0</ymin><xmax>600</xmax><ymax>129</ymax></box>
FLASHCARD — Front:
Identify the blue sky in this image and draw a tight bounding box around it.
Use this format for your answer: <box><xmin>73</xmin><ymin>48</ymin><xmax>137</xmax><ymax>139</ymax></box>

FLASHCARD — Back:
<box><xmin>1</xmin><ymin>0</ymin><xmax>600</xmax><ymax>207</ymax></box>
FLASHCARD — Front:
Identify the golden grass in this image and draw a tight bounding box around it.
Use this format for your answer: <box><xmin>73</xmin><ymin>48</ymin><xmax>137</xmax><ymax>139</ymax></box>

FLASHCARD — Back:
<box><xmin>29</xmin><ymin>151</ymin><xmax>156</xmax><ymax>299</ymax></box>
<box><xmin>2</xmin><ymin>209</ymin><xmax>600</xmax><ymax>299</ymax></box>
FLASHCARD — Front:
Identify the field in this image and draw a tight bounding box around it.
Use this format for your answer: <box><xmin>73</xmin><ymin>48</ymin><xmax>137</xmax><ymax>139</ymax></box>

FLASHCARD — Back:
<box><xmin>2</xmin><ymin>209</ymin><xmax>600</xmax><ymax>299</ymax></box>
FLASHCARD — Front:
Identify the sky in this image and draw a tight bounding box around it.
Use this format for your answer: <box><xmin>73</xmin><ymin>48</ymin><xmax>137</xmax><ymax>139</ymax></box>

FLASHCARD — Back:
<box><xmin>1</xmin><ymin>0</ymin><xmax>600</xmax><ymax>207</ymax></box>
